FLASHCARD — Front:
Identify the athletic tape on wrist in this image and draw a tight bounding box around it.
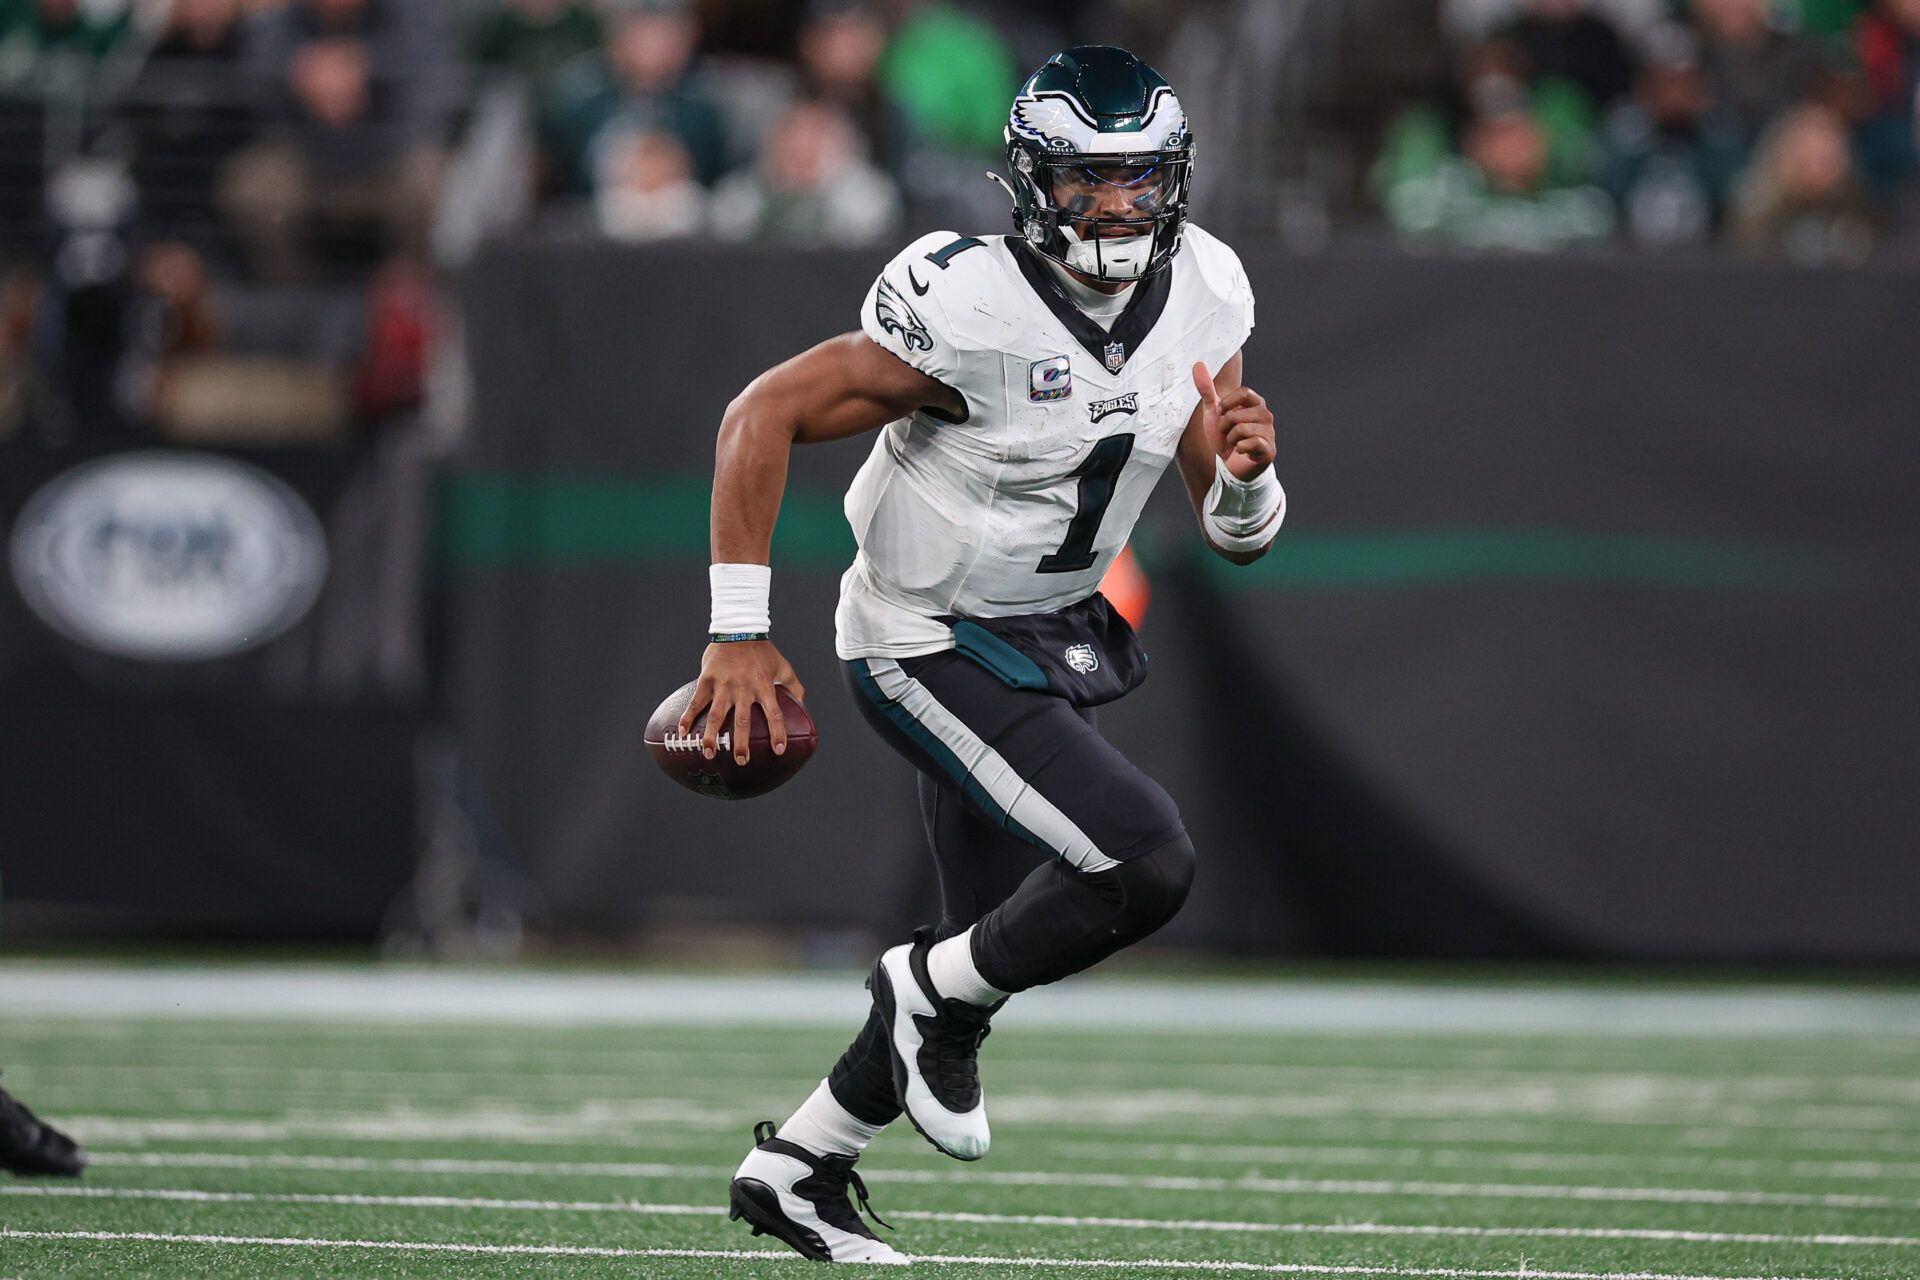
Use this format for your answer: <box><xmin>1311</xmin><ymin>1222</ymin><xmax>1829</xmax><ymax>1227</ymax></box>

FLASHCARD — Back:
<box><xmin>709</xmin><ymin>563</ymin><xmax>772</xmax><ymax>635</ymax></box>
<box><xmin>1202</xmin><ymin>455</ymin><xmax>1284</xmax><ymax>553</ymax></box>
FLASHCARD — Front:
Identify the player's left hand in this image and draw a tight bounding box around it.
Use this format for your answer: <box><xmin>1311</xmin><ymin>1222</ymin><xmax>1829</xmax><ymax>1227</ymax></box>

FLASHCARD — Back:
<box><xmin>1193</xmin><ymin>362</ymin><xmax>1275</xmax><ymax>483</ymax></box>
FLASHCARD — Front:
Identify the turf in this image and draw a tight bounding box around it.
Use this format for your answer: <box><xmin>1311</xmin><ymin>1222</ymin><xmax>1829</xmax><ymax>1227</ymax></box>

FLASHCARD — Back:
<box><xmin>3</xmin><ymin>974</ymin><xmax>1920</xmax><ymax>1278</ymax></box>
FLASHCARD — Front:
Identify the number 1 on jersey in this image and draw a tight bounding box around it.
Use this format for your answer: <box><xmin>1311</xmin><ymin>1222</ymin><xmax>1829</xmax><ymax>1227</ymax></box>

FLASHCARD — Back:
<box><xmin>1038</xmin><ymin>433</ymin><xmax>1135</xmax><ymax>574</ymax></box>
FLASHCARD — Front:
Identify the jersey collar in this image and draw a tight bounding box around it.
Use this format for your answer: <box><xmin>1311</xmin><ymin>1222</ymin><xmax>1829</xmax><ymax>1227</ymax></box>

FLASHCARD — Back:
<box><xmin>1007</xmin><ymin>240</ymin><xmax>1172</xmax><ymax>376</ymax></box>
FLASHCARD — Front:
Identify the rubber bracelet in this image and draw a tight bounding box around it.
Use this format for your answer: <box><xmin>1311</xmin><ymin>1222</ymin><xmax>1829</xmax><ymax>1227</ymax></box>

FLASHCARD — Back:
<box><xmin>710</xmin><ymin>632</ymin><xmax>771</xmax><ymax>643</ymax></box>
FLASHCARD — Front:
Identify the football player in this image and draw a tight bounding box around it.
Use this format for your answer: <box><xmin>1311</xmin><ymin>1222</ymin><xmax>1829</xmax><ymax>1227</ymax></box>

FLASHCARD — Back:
<box><xmin>679</xmin><ymin>46</ymin><xmax>1280</xmax><ymax>1264</ymax></box>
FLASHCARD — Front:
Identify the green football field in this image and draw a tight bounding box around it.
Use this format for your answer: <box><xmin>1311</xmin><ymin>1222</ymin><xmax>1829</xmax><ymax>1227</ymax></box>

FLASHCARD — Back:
<box><xmin>3</xmin><ymin>965</ymin><xmax>1919</xmax><ymax>1278</ymax></box>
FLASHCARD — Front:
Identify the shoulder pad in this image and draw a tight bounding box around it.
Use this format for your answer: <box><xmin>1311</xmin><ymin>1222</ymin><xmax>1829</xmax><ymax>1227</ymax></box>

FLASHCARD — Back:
<box><xmin>871</xmin><ymin>233</ymin><xmax>983</xmax><ymax>385</ymax></box>
<box><xmin>1180</xmin><ymin>223</ymin><xmax>1254</xmax><ymax>348</ymax></box>
<box><xmin>1180</xmin><ymin>224</ymin><xmax>1252</xmax><ymax>312</ymax></box>
<box><xmin>861</xmin><ymin>232</ymin><xmax>1004</xmax><ymax>379</ymax></box>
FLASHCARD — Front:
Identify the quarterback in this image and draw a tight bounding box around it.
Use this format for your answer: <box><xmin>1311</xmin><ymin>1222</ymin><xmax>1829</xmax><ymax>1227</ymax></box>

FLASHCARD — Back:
<box><xmin>678</xmin><ymin>46</ymin><xmax>1282</xmax><ymax>1264</ymax></box>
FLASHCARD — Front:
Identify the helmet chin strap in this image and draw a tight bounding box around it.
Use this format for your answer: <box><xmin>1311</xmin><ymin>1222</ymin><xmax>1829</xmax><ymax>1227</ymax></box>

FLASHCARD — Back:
<box><xmin>1060</xmin><ymin>223</ymin><xmax>1153</xmax><ymax>281</ymax></box>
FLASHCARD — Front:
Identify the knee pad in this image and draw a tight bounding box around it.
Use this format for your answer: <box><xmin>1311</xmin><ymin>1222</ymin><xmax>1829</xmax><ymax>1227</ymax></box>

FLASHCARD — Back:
<box><xmin>1089</xmin><ymin>830</ymin><xmax>1195</xmax><ymax>936</ymax></box>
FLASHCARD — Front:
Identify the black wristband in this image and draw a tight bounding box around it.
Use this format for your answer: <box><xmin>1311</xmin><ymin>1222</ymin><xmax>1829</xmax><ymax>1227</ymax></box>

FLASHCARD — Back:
<box><xmin>710</xmin><ymin>631</ymin><xmax>771</xmax><ymax>643</ymax></box>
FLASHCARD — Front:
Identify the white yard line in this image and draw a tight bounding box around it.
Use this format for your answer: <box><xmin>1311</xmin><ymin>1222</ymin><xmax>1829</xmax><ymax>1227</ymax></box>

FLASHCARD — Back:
<box><xmin>21</xmin><ymin>1064</ymin><xmax>1920</xmax><ymax>1128</ymax></box>
<box><xmin>986</xmin><ymin>1092</ymin><xmax>1919</xmax><ymax>1133</ymax></box>
<box><xmin>11</xmin><ymin>1027</ymin><xmax>1916</xmax><ymax>1085</ymax></box>
<box><xmin>0</xmin><ymin>1230</ymin><xmax>1860</xmax><ymax>1278</ymax></box>
<box><xmin>84</xmin><ymin>1142</ymin><xmax>1920</xmax><ymax>1183</ymax></box>
<box><xmin>6</xmin><ymin>1184</ymin><xmax>1919</xmax><ymax>1249</ymax></box>
<box><xmin>37</xmin><ymin>1090</ymin><xmax>1920</xmax><ymax>1128</ymax></box>
<box><xmin>1045</xmin><ymin>1141</ymin><xmax>1920</xmax><ymax>1182</ymax></box>
<box><xmin>37</xmin><ymin>1089</ymin><xmax>1920</xmax><ymax>1140</ymax></box>
<box><xmin>67</xmin><ymin>1151</ymin><xmax>1920</xmax><ymax>1209</ymax></box>
<box><xmin>4</xmin><ymin>965</ymin><xmax>1919</xmax><ymax>1035</ymax></box>
<box><xmin>63</xmin><ymin>1114</ymin><xmax>755</xmax><ymax>1146</ymax></box>
<box><xmin>15</xmin><ymin>1058</ymin><xmax>1920</xmax><ymax>1104</ymax></box>
<box><xmin>62</xmin><ymin>1111</ymin><xmax>1920</xmax><ymax>1160</ymax></box>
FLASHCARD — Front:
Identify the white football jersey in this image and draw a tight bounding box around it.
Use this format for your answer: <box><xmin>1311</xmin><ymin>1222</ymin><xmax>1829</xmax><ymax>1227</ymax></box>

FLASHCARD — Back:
<box><xmin>835</xmin><ymin>225</ymin><xmax>1255</xmax><ymax>659</ymax></box>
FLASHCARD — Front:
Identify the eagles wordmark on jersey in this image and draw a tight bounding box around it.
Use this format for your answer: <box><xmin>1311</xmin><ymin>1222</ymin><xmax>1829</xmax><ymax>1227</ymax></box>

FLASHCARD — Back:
<box><xmin>838</xmin><ymin>223</ymin><xmax>1254</xmax><ymax>659</ymax></box>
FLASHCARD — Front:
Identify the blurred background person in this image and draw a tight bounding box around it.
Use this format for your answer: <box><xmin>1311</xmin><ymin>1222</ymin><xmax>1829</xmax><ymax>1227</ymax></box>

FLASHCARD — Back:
<box><xmin>242</xmin><ymin>0</ymin><xmax>425</xmax><ymax>84</ymax></box>
<box><xmin>593</xmin><ymin>124</ymin><xmax>708</xmax><ymax>240</ymax></box>
<box><xmin>144</xmin><ymin>0</ymin><xmax>244</xmax><ymax>72</ymax></box>
<box><xmin>468</xmin><ymin>0</ymin><xmax>605</xmax><ymax>94</ymax></box>
<box><xmin>549</xmin><ymin>1</ymin><xmax>728</xmax><ymax>195</ymax></box>
<box><xmin>1379</xmin><ymin>62</ymin><xmax>1615</xmax><ymax>251</ymax></box>
<box><xmin>218</xmin><ymin>34</ymin><xmax>444</xmax><ymax>282</ymax></box>
<box><xmin>0</xmin><ymin>0</ymin><xmax>131</xmax><ymax>103</ymax></box>
<box><xmin>796</xmin><ymin>0</ymin><xmax>908</xmax><ymax>180</ymax></box>
<box><xmin>1600</xmin><ymin>27</ymin><xmax>1746</xmax><ymax>248</ymax></box>
<box><xmin>1491</xmin><ymin>0</ymin><xmax>1639</xmax><ymax>113</ymax></box>
<box><xmin>1854</xmin><ymin>0</ymin><xmax>1920</xmax><ymax>190</ymax></box>
<box><xmin>1691</xmin><ymin>0</ymin><xmax>1826</xmax><ymax>146</ymax></box>
<box><xmin>709</xmin><ymin>98</ymin><xmax>898</xmax><ymax>244</ymax></box>
<box><xmin>467</xmin><ymin>0</ymin><xmax>605</xmax><ymax>201</ymax></box>
<box><xmin>1730</xmin><ymin>99</ymin><xmax>1880</xmax><ymax>261</ymax></box>
<box><xmin>877</xmin><ymin>0</ymin><xmax>1015</xmax><ymax>155</ymax></box>
<box><xmin>876</xmin><ymin>0</ymin><xmax>1016</xmax><ymax>224</ymax></box>
<box><xmin>127</xmin><ymin>0</ymin><xmax>254</xmax><ymax>257</ymax></box>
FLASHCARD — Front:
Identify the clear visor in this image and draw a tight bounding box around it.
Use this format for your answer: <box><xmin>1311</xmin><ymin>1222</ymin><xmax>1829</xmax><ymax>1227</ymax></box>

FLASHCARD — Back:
<box><xmin>1040</xmin><ymin>156</ymin><xmax>1186</xmax><ymax>226</ymax></box>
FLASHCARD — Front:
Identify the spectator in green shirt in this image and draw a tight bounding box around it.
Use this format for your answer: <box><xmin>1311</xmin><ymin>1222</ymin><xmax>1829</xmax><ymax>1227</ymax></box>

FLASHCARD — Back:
<box><xmin>878</xmin><ymin>1</ymin><xmax>1015</xmax><ymax>155</ymax></box>
<box><xmin>1382</xmin><ymin>79</ymin><xmax>1616</xmax><ymax>251</ymax></box>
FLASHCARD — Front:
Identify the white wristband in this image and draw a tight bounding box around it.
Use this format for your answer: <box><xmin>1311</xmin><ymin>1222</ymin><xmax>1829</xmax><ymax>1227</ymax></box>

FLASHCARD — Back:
<box><xmin>709</xmin><ymin>563</ymin><xmax>772</xmax><ymax>635</ymax></box>
<box><xmin>1202</xmin><ymin>455</ymin><xmax>1284</xmax><ymax>552</ymax></box>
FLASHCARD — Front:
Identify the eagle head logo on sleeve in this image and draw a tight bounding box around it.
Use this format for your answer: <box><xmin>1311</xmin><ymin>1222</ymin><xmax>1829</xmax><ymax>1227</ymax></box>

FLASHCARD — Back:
<box><xmin>874</xmin><ymin>277</ymin><xmax>934</xmax><ymax>353</ymax></box>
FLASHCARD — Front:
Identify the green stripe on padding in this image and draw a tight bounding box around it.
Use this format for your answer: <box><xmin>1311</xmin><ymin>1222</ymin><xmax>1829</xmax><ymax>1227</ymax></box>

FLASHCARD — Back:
<box><xmin>1193</xmin><ymin>528</ymin><xmax>1836</xmax><ymax>592</ymax></box>
<box><xmin>849</xmin><ymin>661</ymin><xmax>1047</xmax><ymax>851</ymax></box>
<box><xmin>444</xmin><ymin>473</ymin><xmax>1834</xmax><ymax>590</ymax></box>
<box><xmin>442</xmin><ymin>474</ymin><xmax>855</xmax><ymax>572</ymax></box>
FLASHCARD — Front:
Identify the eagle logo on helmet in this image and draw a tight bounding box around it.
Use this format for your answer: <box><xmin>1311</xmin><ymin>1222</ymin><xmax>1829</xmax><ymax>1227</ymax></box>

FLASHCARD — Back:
<box><xmin>1010</xmin><ymin>93</ymin><xmax>1089</xmax><ymax>149</ymax></box>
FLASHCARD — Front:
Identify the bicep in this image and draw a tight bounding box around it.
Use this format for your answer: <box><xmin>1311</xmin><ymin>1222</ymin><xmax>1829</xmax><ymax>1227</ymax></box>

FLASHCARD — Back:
<box><xmin>743</xmin><ymin>332</ymin><xmax>965</xmax><ymax>445</ymax></box>
<box><xmin>1175</xmin><ymin>348</ymin><xmax>1243</xmax><ymax>514</ymax></box>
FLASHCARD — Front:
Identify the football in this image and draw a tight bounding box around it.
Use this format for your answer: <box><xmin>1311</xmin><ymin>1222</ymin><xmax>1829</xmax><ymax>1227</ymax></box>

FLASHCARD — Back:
<box><xmin>644</xmin><ymin>680</ymin><xmax>817</xmax><ymax>800</ymax></box>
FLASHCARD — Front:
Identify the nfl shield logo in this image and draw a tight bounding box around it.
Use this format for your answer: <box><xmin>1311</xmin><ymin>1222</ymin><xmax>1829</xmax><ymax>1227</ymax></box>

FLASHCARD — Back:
<box><xmin>1064</xmin><ymin>643</ymin><xmax>1100</xmax><ymax>675</ymax></box>
<box><xmin>1103</xmin><ymin>341</ymin><xmax>1126</xmax><ymax>374</ymax></box>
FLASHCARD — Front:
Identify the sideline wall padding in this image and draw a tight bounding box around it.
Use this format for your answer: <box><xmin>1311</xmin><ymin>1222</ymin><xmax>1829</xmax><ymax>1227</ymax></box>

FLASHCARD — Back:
<box><xmin>448</xmin><ymin>243</ymin><xmax>1920</xmax><ymax>961</ymax></box>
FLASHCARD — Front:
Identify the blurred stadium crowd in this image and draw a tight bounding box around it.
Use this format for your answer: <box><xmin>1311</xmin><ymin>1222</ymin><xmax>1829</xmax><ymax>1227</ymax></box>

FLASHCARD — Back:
<box><xmin>0</xmin><ymin>0</ymin><xmax>1124</xmax><ymax>445</ymax></box>
<box><xmin>0</xmin><ymin>0</ymin><xmax>1916</xmax><ymax>447</ymax></box>
<box><xmin>1384</xmin><ymin>0</ymin><xmax>1920</xmax><ymax>259</ymax></box>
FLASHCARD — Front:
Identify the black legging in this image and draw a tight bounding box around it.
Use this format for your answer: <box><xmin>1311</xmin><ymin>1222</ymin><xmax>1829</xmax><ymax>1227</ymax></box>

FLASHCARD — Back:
<box><xmin>824</xmin><ymin>652</ymin><xmax>1195</xmax><ymax>1127</ymax></box>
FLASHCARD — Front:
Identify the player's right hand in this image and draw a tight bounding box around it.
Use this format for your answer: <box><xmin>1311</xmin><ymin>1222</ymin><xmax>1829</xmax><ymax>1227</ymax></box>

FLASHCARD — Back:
<box><xmin>679</xmin><ymin>640</ymin><xmax>806</xmax><ymax>764</ymax></box>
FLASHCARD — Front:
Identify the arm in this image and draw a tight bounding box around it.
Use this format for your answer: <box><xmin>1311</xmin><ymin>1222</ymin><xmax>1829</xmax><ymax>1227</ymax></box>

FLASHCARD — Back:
<box><xmin>1175</xmin><ymin>349</ymin><xmax>1281</xmax><ymax>566</ymax></box>
<box><xmin>680</xmin><ymin>332</ymin><xmax>964</xmax><ymax>763</ymax></box>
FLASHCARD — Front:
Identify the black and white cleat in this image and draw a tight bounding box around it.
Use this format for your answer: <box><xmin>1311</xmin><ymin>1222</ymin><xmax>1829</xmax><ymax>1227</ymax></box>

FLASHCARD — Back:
<box><xmin>867</xmin><ymin>935</ymin><xmax>998</xmax><ymax>1162</ymax></box>
<box><xmin>0</xmin><ymin>1076</ymin><xmax>87</xmax><ymax>1177</ymax></box>
<box><xmin>728</xmin><ymin>1121</ymin><xmax>909</xmax><ymax>1265</ymax></box>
